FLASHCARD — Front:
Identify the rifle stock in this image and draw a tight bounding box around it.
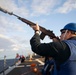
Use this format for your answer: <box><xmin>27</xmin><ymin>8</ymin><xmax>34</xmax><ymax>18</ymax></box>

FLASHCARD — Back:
<box><xmin>0</xmin><ymin>7</ymin><xmax>56</xmax><ymax>40</ymax></box>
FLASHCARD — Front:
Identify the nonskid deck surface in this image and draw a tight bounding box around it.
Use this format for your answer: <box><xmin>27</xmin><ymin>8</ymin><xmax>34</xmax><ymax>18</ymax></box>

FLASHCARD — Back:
<box><xmin>6</xmin><ymin>56</ymin><xmax>45</xmax><ymax>75</ymax></box>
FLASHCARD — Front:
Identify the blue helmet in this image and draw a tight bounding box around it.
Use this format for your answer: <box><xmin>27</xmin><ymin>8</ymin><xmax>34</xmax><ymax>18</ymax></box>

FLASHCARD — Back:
<box><xmin>60</xmin><ymin>23</ymin><xmax>76</xmax><ymax>32</ymax></box>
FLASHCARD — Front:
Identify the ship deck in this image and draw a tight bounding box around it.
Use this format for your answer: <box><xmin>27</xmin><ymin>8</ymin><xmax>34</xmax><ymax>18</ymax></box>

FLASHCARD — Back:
<box><xmin>1</xmin><ymin>56</ymin><xmax>45</xmax><ymax>75</ymax></box>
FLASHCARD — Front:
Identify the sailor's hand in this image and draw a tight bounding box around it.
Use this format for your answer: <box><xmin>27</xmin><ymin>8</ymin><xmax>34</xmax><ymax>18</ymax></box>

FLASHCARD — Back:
<box><xmin>31</xmin><ymin>23</ymin><xmax>40</xmax><ymax>32</ymax></box>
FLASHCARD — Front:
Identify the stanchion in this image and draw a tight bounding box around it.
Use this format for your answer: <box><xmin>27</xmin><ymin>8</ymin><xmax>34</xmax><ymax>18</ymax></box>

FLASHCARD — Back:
<box><xmin>3</xmin><ymin>55</ymin><xmax>6</xmax><ymax>75</ymax></box>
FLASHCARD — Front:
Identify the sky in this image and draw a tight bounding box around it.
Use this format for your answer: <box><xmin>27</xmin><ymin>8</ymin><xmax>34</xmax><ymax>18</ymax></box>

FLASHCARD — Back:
<box><xmin>0</xmin><ymin>0</ymin><xmax>76</xmax><ymax>59</ymax></box>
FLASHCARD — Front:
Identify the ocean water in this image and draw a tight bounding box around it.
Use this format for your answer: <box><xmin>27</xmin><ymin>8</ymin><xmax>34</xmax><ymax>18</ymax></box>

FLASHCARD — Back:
<box><xmin>0</xmin><ymin>59</ymin><xmax>18</xmax><ymax>73</ymax></box>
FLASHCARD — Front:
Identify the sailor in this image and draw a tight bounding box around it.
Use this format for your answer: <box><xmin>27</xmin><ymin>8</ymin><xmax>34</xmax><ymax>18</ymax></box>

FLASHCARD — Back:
<box><xmin>16</xmin><ymin>53</ymin><xmax>25</xmax><ymax>63</ymax></box>
<box><xmin>30</xmin><ymin>23</ymin><xmax>76</xmax><ymax>75</ymax></box>
<box><xmin>16</xmin><ymin>53</ymin><xmax>20</xmax><ymax>60</ymax></box>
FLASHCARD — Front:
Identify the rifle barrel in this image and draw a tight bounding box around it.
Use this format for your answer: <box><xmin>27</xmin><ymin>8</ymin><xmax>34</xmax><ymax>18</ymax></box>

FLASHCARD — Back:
<box><xmin>0</xmin><ymin>7</ymin><xmax>56</xmax><ymax>40</ymax></box>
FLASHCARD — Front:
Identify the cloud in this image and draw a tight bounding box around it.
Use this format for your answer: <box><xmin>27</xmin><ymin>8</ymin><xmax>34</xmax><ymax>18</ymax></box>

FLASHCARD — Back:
<box><xmin>0</xmin><ymin>15</ymin><xmax>9</xmax><ymax>29</ymax></box>
<box><xmin>0</xmin><ymin>34</ymin><xmax>31</xmax><ymax>59</ymax></box>
<box><xmin>0</xmin><ymin>14</ymin><xmax>26</xmax><ymax>34</ymax></box>
<box><xmin>0</xmin><ymin>34</ymin><xmax>27</xmax><ymax>51</ymax></box>
<box><xmin>0</xmin><ymin>49</ymin><xmax>4</xmax><ymax>52</ymax></box>
<box><xmin>11</xmin><ymin>44</ymin><xmax>21</xmax><ymax>51</ymax></box>
<box><xmin>0</xmin><ymin>0</ymin><xmax>75</xmax><ymax>16</ymax></box>
<box><xmin>0</xmin><ymin>34</ymin><xmax>16</xmax><ymax>50</ymax></box>
<box><xmin>0</xmin><ymin>0</ymin><xmax>29</xmax><ymax>17</ymax></box>
<box><xmin>56</xmin><ymin>0</ymin><xmax>76</xmax><ymax>13</ymax></box>
<box><xmin>31</xmin><ymin>0</ymin><xmax>58</xmax><ymax>16</ymax></box>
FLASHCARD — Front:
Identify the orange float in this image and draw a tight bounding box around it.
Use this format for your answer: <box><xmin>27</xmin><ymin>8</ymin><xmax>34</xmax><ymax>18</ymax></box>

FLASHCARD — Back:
<box><xmin>31</xmin><ymin>63</ymin><xmax>36</xmax><ymax>67</ymax></box>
